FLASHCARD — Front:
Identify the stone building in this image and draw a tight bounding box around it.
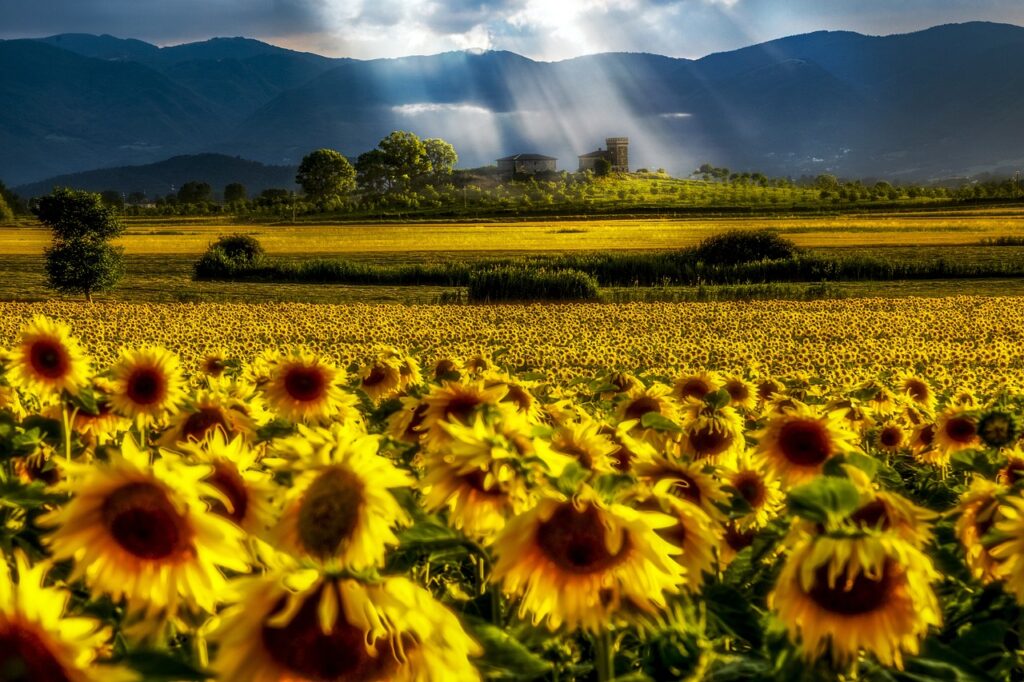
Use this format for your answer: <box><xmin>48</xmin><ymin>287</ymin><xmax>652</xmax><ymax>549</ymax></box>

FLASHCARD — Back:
<box><xmin>496</xmin><ymin>153</ymin><xmax>557</xmax><ymax>176</ymax></box>
<box><xmin>578</xmin><ymin>137</ymin><xmax>629</xmax><ymax>173</ymax></box>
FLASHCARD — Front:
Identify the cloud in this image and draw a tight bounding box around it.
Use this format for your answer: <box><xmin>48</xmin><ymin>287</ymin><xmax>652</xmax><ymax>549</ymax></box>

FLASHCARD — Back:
<box><xmin>1</xmin><ymin>0</ymin><xmax>1023</xmax><ymax>60</ymax></box>
<box><xmin>393</xmin><ymin>103</ymin><xmax>492</xmax><ymax>115</ymax></box>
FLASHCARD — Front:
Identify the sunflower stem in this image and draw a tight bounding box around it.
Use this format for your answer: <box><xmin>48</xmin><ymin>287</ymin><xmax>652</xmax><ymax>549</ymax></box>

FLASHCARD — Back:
<box><xmin>594</xmin><ymin>628</ymin><xmax>616</xmax><ymax>681</ymax></box>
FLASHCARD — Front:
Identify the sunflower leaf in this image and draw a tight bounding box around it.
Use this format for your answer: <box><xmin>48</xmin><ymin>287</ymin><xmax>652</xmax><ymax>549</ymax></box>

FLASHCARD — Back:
<box><xmin>640</xmin><ymin>412</ymin><xmax>682</xmax><ymax>433</ymax></box>
<box><xmin>115</xmin><ymin>650</ymin><xmax>211</xmax><ymax>681</ymax></box>
<box><xmin>463</xmin><ymin>616</ymin><xmax>551</xmax><ymax>680</ymax></box>
<box><xmin>786</xmin><ymin>477</ymin><xmax>860</xmax><ymax>524</ymax></box>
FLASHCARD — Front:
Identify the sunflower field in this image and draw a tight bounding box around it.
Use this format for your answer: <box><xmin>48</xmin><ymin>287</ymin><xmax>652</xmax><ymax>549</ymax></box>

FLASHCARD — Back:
<box><xmin>2</xmin><ymin>300</ymin><xmax>1024</xmax><ymax>681</ymax></box>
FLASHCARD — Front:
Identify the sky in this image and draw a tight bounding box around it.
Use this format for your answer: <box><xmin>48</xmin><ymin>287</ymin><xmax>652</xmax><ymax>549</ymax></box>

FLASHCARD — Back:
<box><xmin>2</xmin><ymin>0</ymin><xmax>1024</xmax><ymax>60</ymax></box>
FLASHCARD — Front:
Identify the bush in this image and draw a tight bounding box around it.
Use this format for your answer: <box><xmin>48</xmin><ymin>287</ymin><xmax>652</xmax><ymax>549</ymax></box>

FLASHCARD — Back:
<box><xmin>194</xmin><ymin>235</ymin><xmax>265</xmax><ymax>278</ymax></box>
<box><xmin>693</xmin><ymin>229</ymin><xmax>798</xmax><ymax>265</ymax></box>
<box><xmin>467</xmin><ymin>266</ymin><xmax>599</xmax><ymax>302</ymax></box>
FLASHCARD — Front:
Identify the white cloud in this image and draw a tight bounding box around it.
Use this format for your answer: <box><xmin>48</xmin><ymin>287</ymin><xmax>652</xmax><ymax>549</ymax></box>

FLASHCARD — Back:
<box><xmin>393</xmin><ymin>103</ymin><xmax>493</xmax><ymax>115</ymax></box>
<box><xmin>660</xmin><ymin>112</ymin><xmax>693</xmax><ymax>119</ymax></box>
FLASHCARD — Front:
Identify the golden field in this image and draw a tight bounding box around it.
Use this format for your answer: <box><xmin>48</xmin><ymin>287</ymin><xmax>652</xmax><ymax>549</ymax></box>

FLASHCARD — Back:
<box><xmin>3</xmin><ymin>297</ymin><xmax>1024</xmax><ymax>680</ymax></box>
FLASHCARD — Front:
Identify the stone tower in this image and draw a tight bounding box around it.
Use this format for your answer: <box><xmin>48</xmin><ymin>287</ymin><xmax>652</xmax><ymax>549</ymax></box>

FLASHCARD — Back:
<box><xmin>605</xmin><ymin>137</ymin><xmax>629</xmax><ymax>172</ymax></box>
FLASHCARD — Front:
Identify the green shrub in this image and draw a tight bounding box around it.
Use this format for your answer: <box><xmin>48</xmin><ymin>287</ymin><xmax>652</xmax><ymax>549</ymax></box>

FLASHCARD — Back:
<box><xmin>467</xmin><ymin>266</ymin><xmax>599</xmax><ymax>302</ymax></box>
<box><xmin>194</xmin><ymin>234</ymin><xmax>266</xmax><ymax>278</ymax></box>
<box><xmin>693</xmin><ymin>229</ymin><xmax>798</xmax><ymax>265</ymax></box>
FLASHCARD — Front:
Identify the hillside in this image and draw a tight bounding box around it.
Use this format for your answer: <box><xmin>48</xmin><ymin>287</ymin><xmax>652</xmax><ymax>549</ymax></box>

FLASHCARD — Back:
<box><xmin>14</xmin><ymin>154</ymin><xmax>298</xmax><ymax>198</ymax></box>
<box><xmin>2</xmin><ymin>22</ymin><xmax>1024</xmax><ymax>183</ymax></box>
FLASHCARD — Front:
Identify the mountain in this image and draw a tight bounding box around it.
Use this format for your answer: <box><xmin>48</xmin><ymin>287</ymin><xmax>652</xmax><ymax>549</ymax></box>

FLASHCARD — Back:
<box><xmin>3</xmin><ymin>22</ymin><xmax>1024</xmax><ymax>185</ymax></box>
<box><xmin>13</xmin><ymin>154</ymin><xmax>298</xmax><ymax>199</ymax></box>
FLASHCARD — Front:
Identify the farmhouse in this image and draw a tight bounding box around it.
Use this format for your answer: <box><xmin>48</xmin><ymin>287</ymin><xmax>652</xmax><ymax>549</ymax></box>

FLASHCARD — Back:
<box><xmin>578</xmin><ymin>137</ymin><xmax>629</xmax><ymax>173</ymax></box>
<box><xmin>496</xmin><ymin>153</ymin><xmax>557</xmax><ymax>176</ymax></box>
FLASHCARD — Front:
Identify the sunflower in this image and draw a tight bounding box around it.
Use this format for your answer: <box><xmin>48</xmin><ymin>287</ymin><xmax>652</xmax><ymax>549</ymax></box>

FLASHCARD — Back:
<box><xmin>896</xmin><ymin>373</ymin><xmax>936</xmax><ymax>411</ymax></box>
<box><xmin>720</xmin><ymin>453</ymin><xmax>785</xmax><ymax>531</ymax></box>
<box><xmin>356</xmin><ymin>355</ymin><xmax>403</xmax><ymax>404</ymax></box>
<box><xmin>602</xmin><ymin>421</ymin><xmax>659</xmax><ymax>473</ymax></box>
<box><xmin>484</xmin><ymin>372</ymin><xmax>543</xmax><ymax>423</ymax></box>
<box><xmin>671</xmin><ymin>370</ymin><xmax>722</xmax><ymax>403</ymax></box>
<box><xmin>430</xmin><ymin>357</ymin><xmax>463</xmax><ymax>382</ymax></box>
<box><xmin>491</xmin><ymin>488</ymin><xmax>684</xmax><ymax>632</ymax></box>
<box><xmin>261</xmin><ymin>350</ymin><xmax>357</xmax><ymax>425</ymax></box>
<box><xmin>955</xmin><ymin>476</ymin><xmax>1009</xmax><ymax>583</ymax></box>
<box><xmin>838</xmin><ymin>468</ymin><xmax>936</xmax><ymax>548</ymax></box>
<box><xmin>721</xmin><ymin>374</ymin><xmax>758</xmax><ymax>411</ymax></box>
<box><xmin>635</xmin><ymin>456</ymin><xmax>727</xmax><ymax>521</ymax></box>
<box><xmin>874</xmin><ymin>420</ymin><xmax>908</xmax><ymax>454</ymax></box>
<box><xmin>157</xmin><ymin>389</ymin><xmax>257</xmax><ymax>448</ymax></box>
<box><xmin>43</xmin><ymin>392</ymin><xmax>128</xmax><ymax>448</ymax></box>
<box><xmin>40</xmin><ymin>436</ymin><xmax>250</xmax><ymax>617</ymax></box>
<box><xmin>420</xmin><ymin>414</ymin><xmax>565</xmax><ymax>540</ymax></box>
<box><xmin>617</xmin><ymin>383</ymin><xmax>680</xmax><ymax>426</ymax></box>
<box><xmin>174</xmin><ymin>430</ymin><xmax>277</xmax><ymax>536</ymax></box>
<box><xmin>269</xmin><ymin>424</ymin><xmax>412</xmax><ymax>570</ymax></box>
<box><xmin>989</xmin><ymin>495</ymin><xmax>1024</xmax><ymax>603</ymax></box>
<box><xmin>998</xmin><ymin>447</ymin><xmax>1024</xmax><ymax>486</ymax></box>
<box><xmin>549</xmin><ymin>418</ymin><xmax>620</xmax><ymax>473</ymax></box>
<box><xmin>107</xmin><ymin>347</ymin><xmax>186</xmax><ymax>427</ymax></box>
<box><xmin>0</xmin><ymin>551</ymin><xmax>134</xmax><ymax>682</ymax></box>
<box><xmin>213</xmin><ymin>569</ymin><xmax>481</xmax><ymax>682</ymax></box>
<box><xmin>642</xmin><ymin>491</ymin><xmax>721</xmax><ymax>592</ymax></box>
<box><xmin>769</xmin><ymin>533</ymin><xmax>941</xmax><ymax>669</ymax></box>
<box><xmin>753</xmin><ymin>403</ymin><xmax>859</xmax><ymax>487</ymax></box>
<box><xmin>199</xmin><ymin>348</ymin><xmax>231</xmax><ymax>378</ymax></box>
<box><xmin>6</xmin><ymin>316</ymin><xmax>90</xmax><ymax>400</ymax></box>
<box><xmin>934</xmin><ymin>406</ymin><xmax>980</xmax><ymax>460</ymax></box>
<box><xmin>419</xmin><ymin>380</ymin><xmax>508</xmax><ymax>449</ymax></box>
<box><xmin>679</xmin><ymin>400</ymin><xmax>745</xmax><ymax>464</ymax></box>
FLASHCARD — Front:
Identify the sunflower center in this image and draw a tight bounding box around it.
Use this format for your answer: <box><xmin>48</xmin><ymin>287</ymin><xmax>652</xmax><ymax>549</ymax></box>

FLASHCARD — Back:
<box><xmin>917</xmin><ymin>424</ymin><xmax>936</xmax><ymax>448</ymax></box>
<box><xmin>297</xmin><ymin>468</ymin><xmax>364</xmax><ymax>558</ymax></box>
<box><xmin>433</xmin><ymin>359</ymin><xmax>459</xmax><ymax>380</ymax></box>
<box><xmin>688</xmin><ymin>423</ymin><xmax>733</xmax><ymax>458</ymax></box>
<box><xmin>807</xmin><ymin>559</ymin><xmax>897</xmax><ymax>616</ymax></box>
<box><xmin>904</xmin><ymin>380</ymin><xmax>929</xmax><ymax>402</ymax></box>
<box><xmin>879</xmin><ymin>426</ymin><xmax>903</xmax><ymax>448</ymax></box>
<box><xmin>101</xmin><ymin>482</ymin><xmax>191</xmax><ymax>560</ymax></box>
<box><xmin>461</xmin><ymin>469</ymin><xmax>503</xmax><ymax>497</ymax></box>
<box><xmin>536</xmin><ymin>504</ymin><xmax>629</xmax><ymax>574</ymax></box>
<box><xmin>361</xmin><ymin>366</ymin><xmax>389</xmax><ymax>387</ymax></box>
<box><xmin>0</xmin><ymin>623</ymin><xmax>71</xmax><ymax>682</ymax></box>
<box><xmin>443</xmin><ymin>395</ymin><xmax>482</xmax><ymax>424</ymax></box>
<box><xmin>182</xmin><ymin>407</ymin><xmax>229</xmax><ymax>441</ymax></box>
<box><xmin>724</xmin><ymin>523</ymin><xmax>755</xmax><ymax>552</ymax></box>
<box><xmin>944</xmin><ymin>416</ymin><xmax>977</xmax><ymax>444</ymax></box>
<box><xmin>208</xmin><ymin>462</ymin><xmax>249</xmax><ymax>525</ymax></box>
<box><xmin>284</xmin><ymin>366</ymin><xmax>328</xmax><ymax>403</ymax></box>
<box><xmin>678</xmin><ymin>379</ymin><xmax>710</xmax><ymax>401</ymax></box>
<box><xmin>732</xmin><ymin>471</ymin><xmax>766</xmax><ymax>508</ymax></box>
<box><xmin>261</xmin><ymin>589</ymin><xmax>401</xmax><ymax>682</ymax></box>
<box><xmin>777</xmin><ymin>419</ymin><xmax>833</xmax><ymax>467</ymax></box>
<box><xmin>203</xmin><ymin>357</ymin><xmax>226</xmax><ymax>376</ymax></box>
<box><xmin>725</xmin><ymin>381</ymin><xmax>750</xmax><ymax>403</ymax></box>
<box><xmin>849</xmin><ymin>499</ymin><xmax>890</xmax><ymax>530</ymax></box>
<box><xmin>666</xmin><ymin>473</ymin><xmax>702</xmax><ymax>505</ymax></box>
<box><xmin>624</xmin><ymin>397</ymin><xmax>661</xmax><ymax>422</ymax></box>
<box><xmin>28</xmin><ymin>340</ymin><xmax>69</xmax><ymax>379</ymax></box>
<box><xmin>1003</xmin><ymin>460</ymin><xmax>1024</xmax><ymax>485</ymax></box>
<box><xmin>502</xmin><ymin>385</ymin><xmax>532</xmax><ymax>411</ymax></box>
<box><xmin>979</xmin><ymin>413</ymin><xmax>1015</xmax><ymax>447</ymax></box>
<box><xmin>126</xmin><ymin>367</ymin><xmax>167</xmax><ymax>406</ymax></box>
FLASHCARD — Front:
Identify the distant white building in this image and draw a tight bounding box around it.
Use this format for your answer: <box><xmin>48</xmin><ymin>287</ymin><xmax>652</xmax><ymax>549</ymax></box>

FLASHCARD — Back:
<box><xmin>496</xmin><ymin>153</ymin><xmax>557</xmax><ymax>176</ymax></box>
<box><xmin>578</xmin><ymin>137</ymin><xmax>629</xmax><ymax>173</ymax></box>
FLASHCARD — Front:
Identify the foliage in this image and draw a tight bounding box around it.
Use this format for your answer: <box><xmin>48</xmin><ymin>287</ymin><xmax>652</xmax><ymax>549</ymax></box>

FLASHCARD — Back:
<box><xmin>223</xmin><ymin>183</ymin><xmax>247</xmax><ymax>203</ymax></box>
<box><xmin>33</xmin><ymin>188</ymin><xmax>124</xmax><ymax>243</ymax></box>
<box><xmin>0</xmin><ymin>192</ymin><xmax>12</xmax><ymax>223</ymax></box>
<box><xmin>693</xmin><ymin>229</ymin><xmax>799</xmax><ymax>265</ymax></box>
<box><xmin>467</xmin><ymin>266</ymin><xmax>599</xmax><ymax>301</ymax></box>
<box><xmin>295</xmin><ymin>148</ymin><xmax>356</xmax><ymax>202</ymax></box>
<box><xmin>177</xmin><ymin>181</ymin><xmax>213</xmax><ymax>205</ymax></box>
<box><xmin>193</xmin><ymin>234</ymin><xmax>266</xmax><ymax>279</ymax></box>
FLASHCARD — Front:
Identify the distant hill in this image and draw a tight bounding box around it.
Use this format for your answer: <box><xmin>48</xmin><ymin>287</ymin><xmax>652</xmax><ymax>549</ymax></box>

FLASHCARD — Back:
<box><xmin>3</xmin><ymin>22</ymin><xmax>1024</xmax><ymax>183</ymax></box>
<box><xmin>14</xmin><ymin>154</ymin><xmax>298</xmax><ymax>199</ymax></box>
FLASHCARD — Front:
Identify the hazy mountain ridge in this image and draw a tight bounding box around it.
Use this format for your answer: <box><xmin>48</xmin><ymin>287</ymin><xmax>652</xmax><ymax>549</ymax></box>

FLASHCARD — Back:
<box><xmin>3</xmin><ymin>22</ymin><xmax>1024</xmax><ymax>185</ymax></box>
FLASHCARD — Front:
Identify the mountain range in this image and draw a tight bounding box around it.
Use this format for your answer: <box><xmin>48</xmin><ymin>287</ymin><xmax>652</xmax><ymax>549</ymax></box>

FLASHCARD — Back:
<box><xmin>3</xmin><ymin>22</ymin><xmax>1024</xmax><ymax>189</ymax></box>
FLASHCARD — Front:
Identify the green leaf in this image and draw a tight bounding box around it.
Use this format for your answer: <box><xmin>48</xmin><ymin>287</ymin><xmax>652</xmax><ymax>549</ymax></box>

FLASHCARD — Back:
<box><xmin>640</xmin><ymin>412</ymin><xmax>682</xmax><ymax>433</ymax></box>
<box><xmin>786</xmin><ymin>477</ymin><xmax>860</xmax><ymax>524</ymax></box>
<box><xmin>464</xmin><ymin>618</ymin><xmax>551</xmax><ymax>680</ymax></box>
<box><xmin>554</xmin><ymin>462</ymin><xmax>590</xmax><ymax>496</ymax></box>
<box><xmin>115</xmin><ymin>650</ymin><xmax>211</xmax><ymax>681</ymax></box>
<box><xmin>704</xmin><ymin>389</ymin><xmax>731</xmax><ymax>410</ymax></box>
<box><xmin>68</xmin><ymin>387</ymin><xmax>100</xmax><ymax>416</ymax></box>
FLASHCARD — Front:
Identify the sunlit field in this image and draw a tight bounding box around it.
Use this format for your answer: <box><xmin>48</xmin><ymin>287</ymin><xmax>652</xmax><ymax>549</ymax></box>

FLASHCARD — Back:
<box><xmin>4</xmin><ymin>299</ymin><xmax>1024</xmax><ymax>679</ymax></box>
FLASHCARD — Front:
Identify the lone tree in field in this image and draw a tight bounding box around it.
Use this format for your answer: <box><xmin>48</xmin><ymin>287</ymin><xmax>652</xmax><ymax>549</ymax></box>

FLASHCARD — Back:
<box><xmin>0</xmin><ymin>193</ymin><xmax>13</xmax><ymax>223</ymax></box>
<box><xmin>296</xmin><ymin>149</ymin><xmax>356</xmax><ymax>203</ymax></box>
<box><xmin>224</xmin><ymin>182</ymin><xmax>247</xmax><ymax>204</ymax></box>
<box><xmin>34</xmin><ymin>188</ymin><xmax>124</xmax><ymax>302</ymax></box>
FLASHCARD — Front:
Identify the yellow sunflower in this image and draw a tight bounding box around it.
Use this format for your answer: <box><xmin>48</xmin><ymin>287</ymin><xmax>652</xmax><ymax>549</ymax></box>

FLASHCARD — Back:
<box><xmin>213</xmin><ymin>568</ymin><xmax>481</xmax><ymax>682</ymax></box>
<box><xmin>385</xmin><ymin>395</ymin><xmax>429</xmax><ymax>446</ymax></box>
<box><xmin>642</xmin><ymin>490</ymin><xmax>721</xmax><ymax>592</ymax></box>
<box><xmin>753</xmin><ymin>403</ymin><xmax>859</xmax><ymax>487</ymax></box>
<box><xmin>838</xmin><ymin>468</ymin><xmax>936</xmax><ymax>548</ymax></box>
<box><xmin>262</xmin><ymin>350</ymin><xmax>356</xmax><ymax>425</ymax></box>
<box><xmin>356</xmin><ymin>355</ymin><xmax>403</xmax><ymax>404</ymax></box>
<box><xmin>679</xmin><ymin>399</ymin><xmax>745</xmax><ymax>464</ymax></box>
<box><xmin>6</xmin><ymin>315</ymin><xmax>90</xmax><ymax>400</ymax></box>
<box><xmin>0</xmin><ymin>551</ymin><xmax>134</xmax><ymax>682</ymax></box>
<box><xmin>769</xmin><ymin>533</ymin><xmax>941</xmax><ymax>669</ymax></box>
<box><xmin>107</xmin><ymin>347</ymin><xmax>186</xmax><ymax>426</ymax></box>
<box><xmin>491</xmin><ymin>489</ymin><xmax>684</xmax><ymax>632</ymax></box>
<box><xmin>549</xmin><ymin>418</ymin><xmax>620</xmax><ymax>473</ymax></box>
<box><xmin>635</xmin><ymin>455</ymin><xmax>727</xmax><ymax>521</ymax></box>
<box><xmin>934</xmin><ymin>406</ymin><xmax>981</xmax><ymax>459</ymax></box>
<box><xmin>617</xmin><ymin>383</ymin><xmax>680</xmax><ymax>426</ymax></box>
<box><xmin>40</xmin><ymin>436</ymin><xmax>249</xmax><ymax>617</ymax></box>
<box><xmin>269</xmin><ymin>424</ymin><xmax>412</xmax><ymax>570</ymax></box>
<box><xmin>157</xmin><ymin>389</ymin><xmax>257</xmax><ymax>448</ymax></box>
<box><xmin>997</xmin><ymin>446</ymin><xmax>1024</xmax><ymax>486</ymax></box>
<box><xmin>419</xmin><ymin>380</ymin><xmax>508</xmax><ymax>449</ymax></box>
<box><xmin>672</xmin><ymin>370</ymin><xmax>722</xmax><ymax>403</ymax></box>
<box><xmin>955</xmin><ymin>476</ymin><xmax>1009</xmax><ymax>583</ymax></box>
<box><xmin>896</xmin><ymin>372</ymin><xmax>936</xmax><ymax>411</ymax></box>
<box><xmin>990</xmin><ymin>494</ymin><xmax>1024</xmax><ymax>603</ymax></box>
<box><xmin>720</xmin><ymin>453</ymin><xmax>785</xmax><ymax>531</ymax></box>
<box><xmin>874</xmin><ymin>420</ymin><xmax>908</xmax><ymax>454</ymax></box>
<box><xmin>419</xmin><ymin>414</ymin><xmax>565</xmax><ymax>540</ymax></box>
<box><xmin>484</xmin><ymin>371</ymin><xmax>544</xmax><ymax>423</ymax></box>
<box><xmin>721</xmin><ymin>373</ymin><xmax>758</xmax><ymax>411</ymax></box>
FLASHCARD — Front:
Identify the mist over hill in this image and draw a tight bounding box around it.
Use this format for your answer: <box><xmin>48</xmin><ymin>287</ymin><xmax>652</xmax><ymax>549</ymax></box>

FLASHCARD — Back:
<box><xmin>3</xmin><ymin>22</ymin><xmax>1024</xmax><ymax>185</ymax></box>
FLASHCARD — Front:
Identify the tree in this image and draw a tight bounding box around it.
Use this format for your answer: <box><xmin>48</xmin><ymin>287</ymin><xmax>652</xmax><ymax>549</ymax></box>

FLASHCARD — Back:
<box><xmin>0</xmin><ymin>193</ymin><xmax>12</xmax><ymax>223</ymax></box>
<box><xmin>127</xmin><ymin>191</ymin><xmax>147</xmax><ymax>205</ymax></box>
<box><xmin>34</xmin><ymin>188</ymin><xmax>124</xmax><ymax>302</ymax></box>
<box><xmin>424</xmin><ymin>138</ymin><xmax>457</xmax><ymax>176</ymax></box>
<box><xmin>224</xmin><ymin>183</ymin><xmax>247</xmax><ymax>203</ymax></box>
<box><xmin>355</xmin><ymin>149</ymin><xmax>391</xmax><ymax>194</ymax></box>
<box><xmin>296</xmin><ymin>149</ymin><xmax>356</xmax><ymax>203</ymax></box>
<box><xmin>100</xmin><ymin>190</ymin><xmax>125</xmax><ymax>209</ymax></box>
<box><xmin>178</xmin><ymin>181</ymin><xmax>212</xmax><ymax>204</ymax></box>
<box><xmin>594</xmin><ymin>158</ymin><xmax>612</xmax><ymax>177</ymax></box>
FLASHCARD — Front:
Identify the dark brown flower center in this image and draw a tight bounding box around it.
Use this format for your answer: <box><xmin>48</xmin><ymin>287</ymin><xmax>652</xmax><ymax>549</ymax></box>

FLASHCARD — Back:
<box><xmin>361</xmin><ymin>366</ymin><xmax>389</xmax><ymax>388</ymax></box>
<box><xmin>732</xmin><ymin>471</ymin><xmax>766</xmax><ymax>508</ymax></box>
<box><xmin>917</xmin><ymin>424</ymin><xmax>936</xmax><ymax>448</ymax></box>
<box><xmin>688</xmin><ymin>423</ymin><xmax>733</xmax><ymax>458</ymax></box>
<box><xmin>777</xmin><ymin>419</ymin><xmax>833</xmax><ymax>467</ymax></box>
<box><xmin>904</xmin><ymin>380</ymin><xmax>929</xmax><ymax>402</ymax></box>
<box><xmin>536</xmin><ymin>504</ymin><xmax>629</xmax><ymax>574</ymax></box>
<box><xmin>678</xmin><ymin>378</ymin><xmax>711</xmax><ymax>401</ymax></box>
<box><xmin>203</xmin><ymin>357</ymin><xmax>226</xmax><ymax>377</ymax></box>
<box><xmin>461</xmin><ymin>469</ymin><xmax>504</xmax><ymax>498</ymax></box>
<box><xmin>443</xmin><ymin>395</ymin><xmax>482</xmax><ymax>425</ymax></box>
<box><xmin>208</xmin><ymin>461</ymin><xmax>249</xmax><ymax>525</ymax></box>
<box><xmin>29</xmin><ymin>340</ymin><xmax>69</xmax><ymax>379</ymax></box>
<box><xmin>757</xmin><ymin>380</ymin><xmax>780</xmax><ymax>401</ymax></box>
<box><xmin>665</xmin><ymin>472</ymin><xmax>702</xmax><ymax>505</ymax></box>
<box><xmin>502</xmin><ymin>385</ymin><xmax>532</xmax><ymax>412</ymax></box>
<box><xmin>879</xmin><ymin>426</ymin><xmax>903</xmax><ymax>448</ymax></box>
<box><xmin>433</xmin><ymin>359</ymin><xmax>459</xmax><ymax>380</ymax></box>
<box><xmin>1002</xmin><ymin>460</ymin><xmax>1024</xmax><ymax>485</ymax></box>
<box><xmin>101</xmin><ymin>482</ymin><xmax>191</xmax><ymax>560</ymax></box>
<box><xmin>261</xmin><ymin>588</ymin><xmax>401</xmax><ymax>682</ymax></box>
<box><xmin>297</xmin><ymin>468</ymin><xmax>364</xmax><ymax>558</ymax></box>
<box><xmin>725</xmin><ymin>380</ymin><xmax>750</xmax><ymax>403</ymax></box>
<box><xmin>182</xmin><ymin>407</ymin><xmax>230</xmax><ymax>441</ymax></box>
<box><xmin>849</xmin><ymin>499</ymin><xmax>890</xmax><ymax>530</ymax></box>
<box><xmin>724</xmin><ymin>523</ymin><xmax>755</xmax><ymax>552</ymax></box>
<box><xmin>806</xmin><ymin>560</ymin><xmax>896</xmax><ymax>616</ymax></box>
<box><xmin>126</xmin><ymin>367</ymin><xmax>166</xmax><ymax>406</ymax></box>
<box><xmin>624</xmin><ymin>396</ymin><xmax>661</xmax><ymax>421</ymax></box>
<box><xmin>284</xmin><ymin>366</ymin><xmax>328</xmax><ymax>403</ymax></box>
<box><xmin>944</xmin><ymin>416</ymin><xmax>977</xmax><ymax>444</ymax></box>
<box><xmin>0</xmin><ymin>623</ymin><xmax>71</xmax><ymax>682</ymax></box>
